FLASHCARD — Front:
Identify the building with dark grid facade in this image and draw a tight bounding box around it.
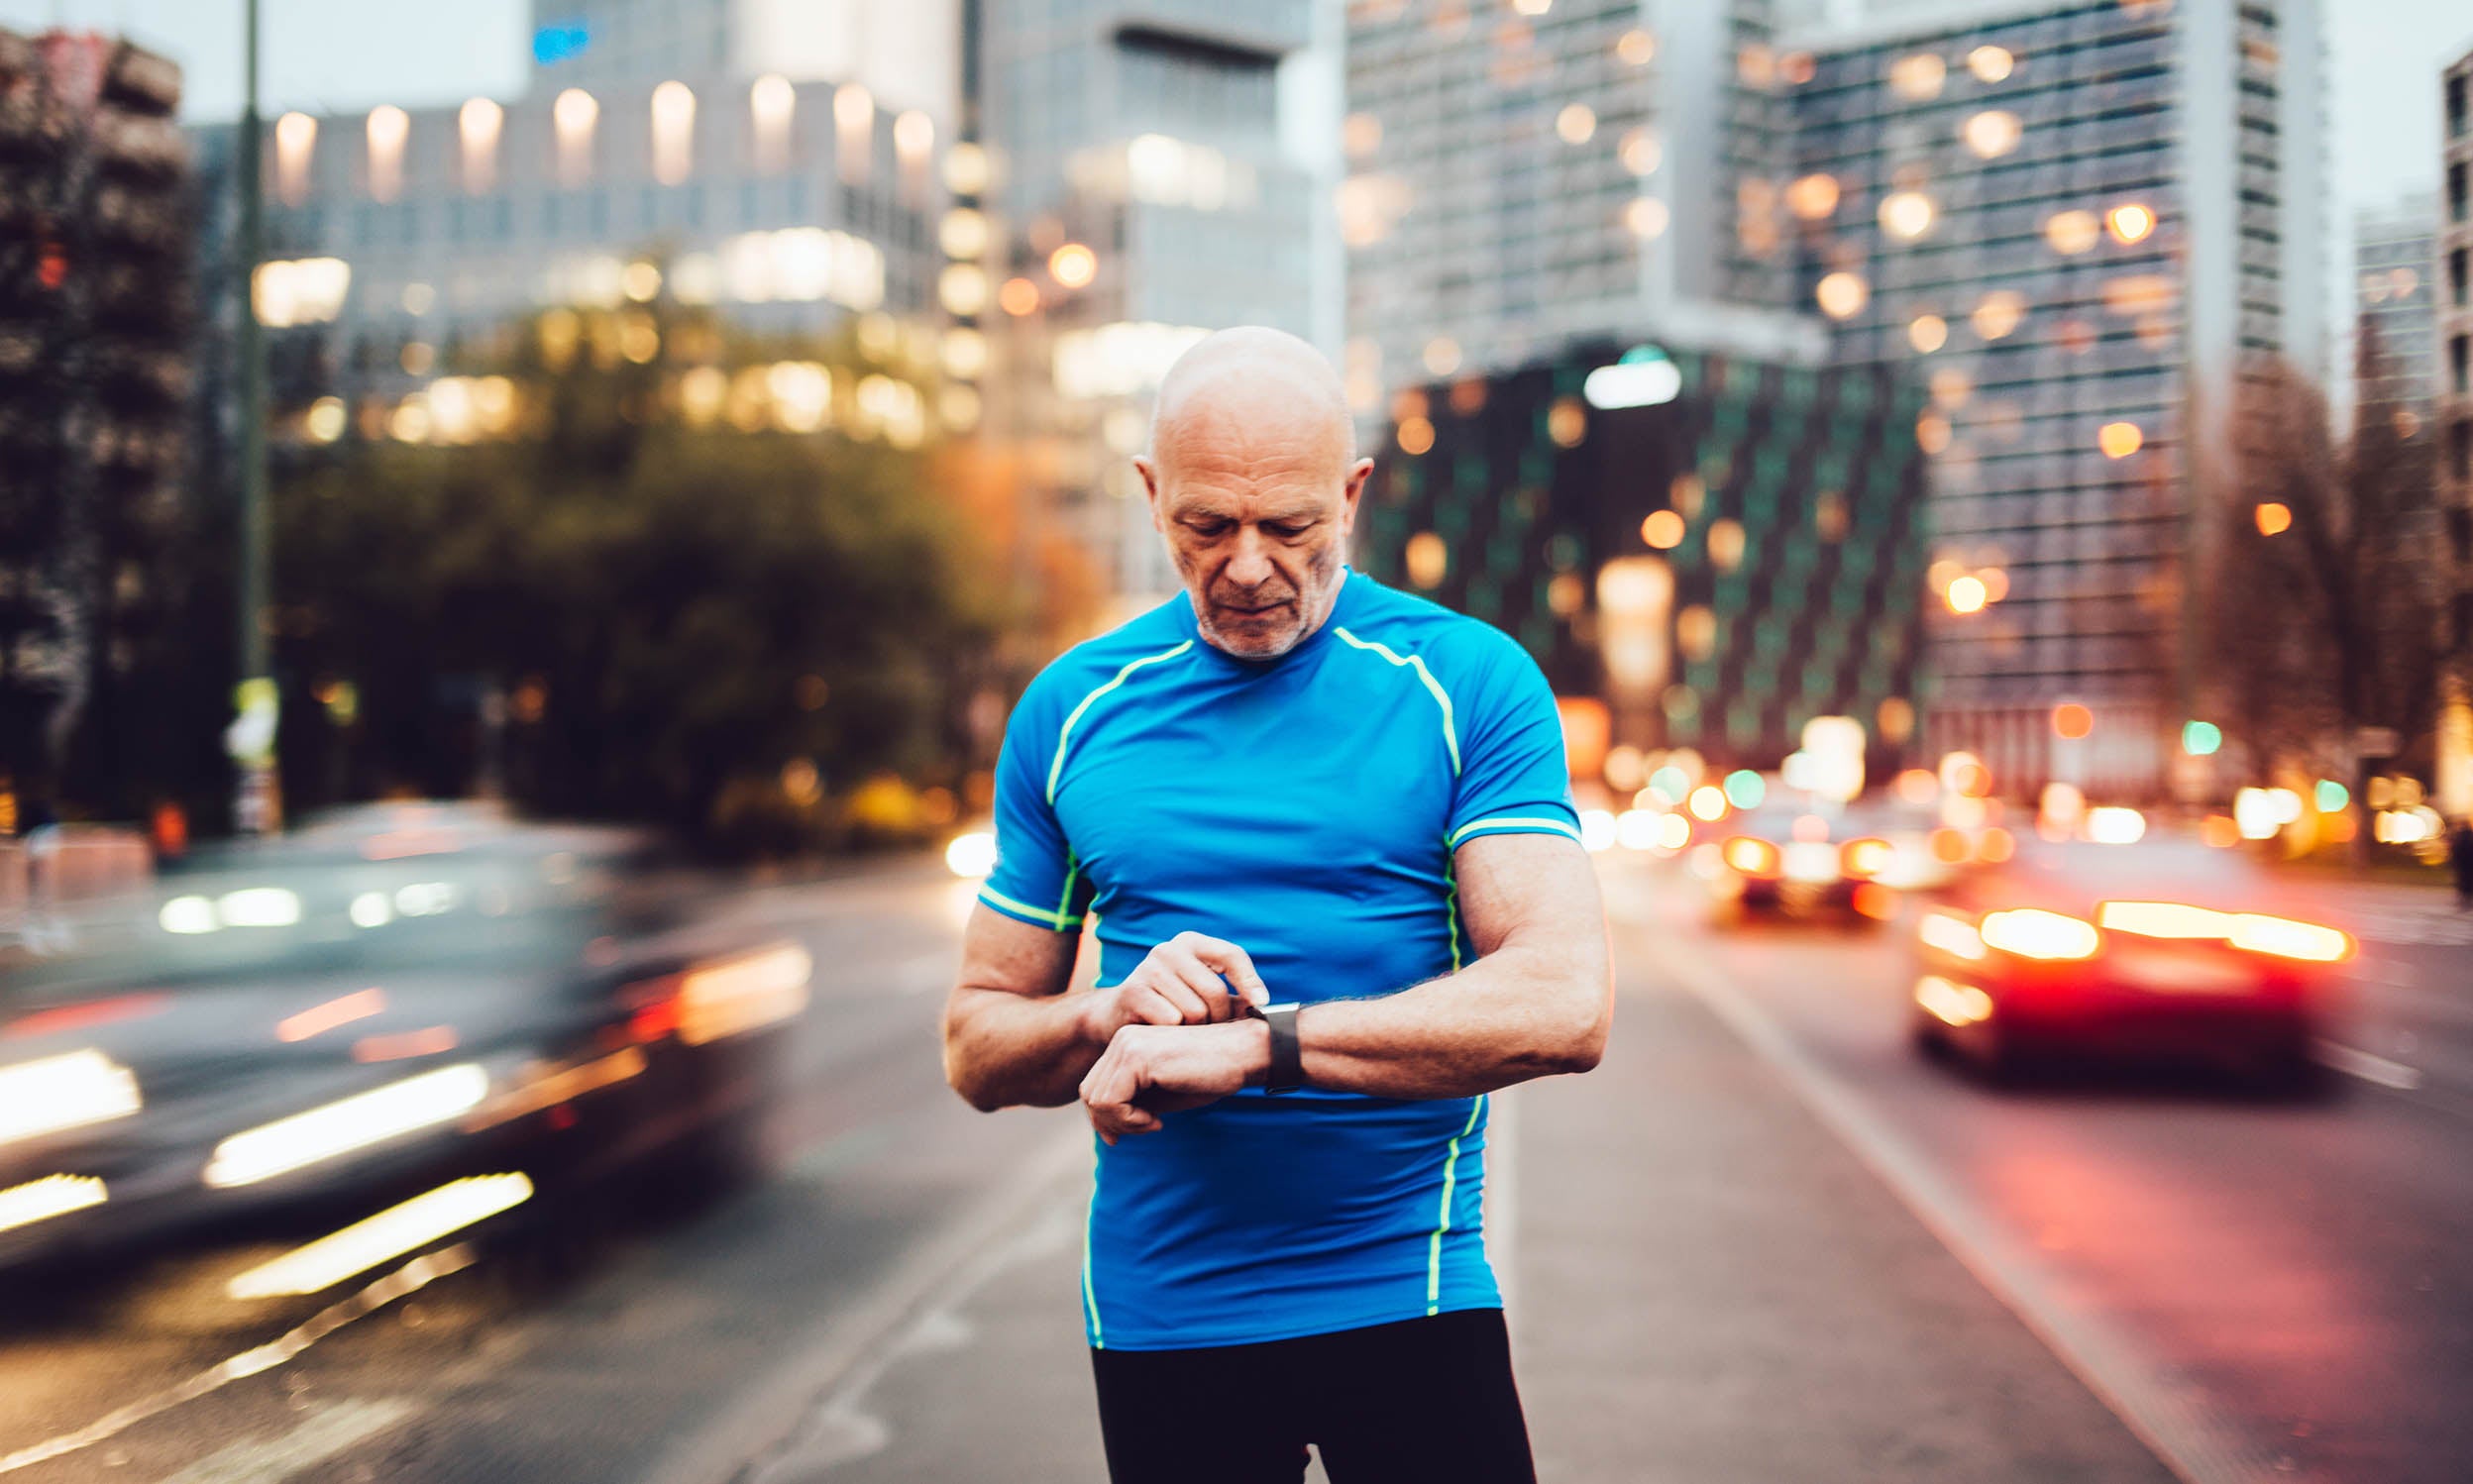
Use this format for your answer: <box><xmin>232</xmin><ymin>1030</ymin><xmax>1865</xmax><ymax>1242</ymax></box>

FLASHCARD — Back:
<box><xmin>1357</xmin><ymin>341</ymin><xmax>1928</xmax><ymax>778</ymax></box>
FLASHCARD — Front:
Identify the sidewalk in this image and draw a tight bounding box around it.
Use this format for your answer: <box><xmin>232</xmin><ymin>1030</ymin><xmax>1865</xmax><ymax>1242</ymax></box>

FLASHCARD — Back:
<box><xmin>748</xmin><ymin>953</ymin><xmax>2175</xmax><ymax>1483</ymax></box>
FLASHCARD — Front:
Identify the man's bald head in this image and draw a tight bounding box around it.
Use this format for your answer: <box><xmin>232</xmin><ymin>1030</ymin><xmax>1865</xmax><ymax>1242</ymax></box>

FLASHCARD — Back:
<box><xmin>1148</xmin><ymin>327</ymin><xmax>1356</xmax><ymax>475</ymax></box>
<box><xmin>1133</xmin><ymin>328</ymin><xmax>1374</xmax><ymax>660</ymax></box>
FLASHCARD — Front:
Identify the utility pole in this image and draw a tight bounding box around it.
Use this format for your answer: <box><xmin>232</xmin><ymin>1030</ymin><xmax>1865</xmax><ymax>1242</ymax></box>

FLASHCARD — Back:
<box><xmin>228</xmin><ymin>0</ymin><xmax>278</xmax><ymax>832</ymax></box>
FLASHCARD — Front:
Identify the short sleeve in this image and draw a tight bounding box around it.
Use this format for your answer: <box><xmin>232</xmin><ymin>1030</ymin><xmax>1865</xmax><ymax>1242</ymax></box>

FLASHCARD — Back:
<box><xmin>979</xmin><ymin>682</ymin><xmax>1099</xmax><ymax>931</ymax></box>
<box><xmin>1446</xmin><ymin>635</ymin><xmax>1581</xmax><ymax>849</ymax></box>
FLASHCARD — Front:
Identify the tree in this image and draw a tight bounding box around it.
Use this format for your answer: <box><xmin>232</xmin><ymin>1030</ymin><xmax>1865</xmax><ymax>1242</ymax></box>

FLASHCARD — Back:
<box><xmin>2209</xmin><ymin>338</ymin><xmax>2440</xmax><ymax>828</ymax></box>
<box><xmin>269</xmin><ymin>301</ymin><xmax>1012</xmax><ymax>850</ymax></box>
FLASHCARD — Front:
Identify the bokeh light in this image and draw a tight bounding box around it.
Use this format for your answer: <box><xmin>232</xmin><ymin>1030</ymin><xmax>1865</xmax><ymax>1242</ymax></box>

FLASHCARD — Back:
<box><xmin>1815</xmin><ymin>270</ymin><xmax>1870</xmax><ymax>319</ymax></box>
<box><xmin>1046</xmin><ymin>243</ymin><xmax>1097</xmax><ymax>288</ymax></box>
<box><xmin>2255</xmin><ymin>501</ymin><xmax>2292</xmax><ymax>536</ymax></box>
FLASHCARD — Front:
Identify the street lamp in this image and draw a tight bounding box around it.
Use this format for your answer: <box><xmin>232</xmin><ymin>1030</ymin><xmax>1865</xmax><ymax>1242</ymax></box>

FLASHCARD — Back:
<box><xmin>231</xmin><ymin>0</ymin><xmax>278</xmax><ymax>833</ymax></box>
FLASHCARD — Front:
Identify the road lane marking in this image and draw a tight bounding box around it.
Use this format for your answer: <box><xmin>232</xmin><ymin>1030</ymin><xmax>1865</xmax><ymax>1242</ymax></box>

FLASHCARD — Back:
<box><xmin>2312</xmin><ymin>1039</ymin><xmax>2423</xmax><ymax>1090</ymax></box>
<box><xmin>637</xmin><ymin>1125</ymin><xmax>1094</xmax><ymax>1484</ymax></box>
<box><xmin>1656</xmin><ymin>946</ymin><xmax>2275</xmax><ymax>1484</ymax></box>
<box><xmin>0</xmin><ymin>1247</ymin><xmax>470</xmax><ymax>1477</ymax></box>
<box><xmin>155</xmin><ymin>1398</ymin><xmax>414</xmax><ymax>1484</ymax></box>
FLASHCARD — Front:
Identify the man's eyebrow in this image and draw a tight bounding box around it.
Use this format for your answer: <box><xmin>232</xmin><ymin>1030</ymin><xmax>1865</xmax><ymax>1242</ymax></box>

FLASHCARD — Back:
<box><xmin>1173</xmin><ymin>505</ymin><xmax>1326</xmax><ymax>524</ymax></box>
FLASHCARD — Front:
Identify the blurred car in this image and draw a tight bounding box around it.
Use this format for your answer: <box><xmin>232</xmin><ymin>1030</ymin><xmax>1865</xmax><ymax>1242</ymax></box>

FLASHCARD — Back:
<box><xmin>1706</xmin><ymin>795</ymin><xmax>1946</xmax><ymax>924</ymax></box>
<box><xmin>0</xmin><ymin>803</ymin><xmax>809</xmax><ymax>1291</ymax></box>
<box><xmin>1907</xmin><ymin>835</ymin><xmax>2349</xmax><ymax>1084</ymax></box>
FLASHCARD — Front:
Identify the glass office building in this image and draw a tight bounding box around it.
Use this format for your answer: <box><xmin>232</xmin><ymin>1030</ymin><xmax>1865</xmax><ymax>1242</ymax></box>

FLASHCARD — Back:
<box><xmin>1779</xmin><ymin>0</ymin><xmax>2327</xmax><ymax>796</ymax></box>
<box><xmin>188</xmin><ymin>70</ymin><xmax>955</xmax><ymax>446</ymax></box>
<box><xmin>1342</xmin><ymin>0</ymin><xmax>1823</xmax><ymax>416</ymax></box>
<box><xmin>974</xmin><ymin>1</ymin><xmax>1335</xmax><ymax>604</ymax></box>
<box><xmin>2354</xmin><ymin>196</ymin><xmax>2439</xmax><ymax>433</ymax></box>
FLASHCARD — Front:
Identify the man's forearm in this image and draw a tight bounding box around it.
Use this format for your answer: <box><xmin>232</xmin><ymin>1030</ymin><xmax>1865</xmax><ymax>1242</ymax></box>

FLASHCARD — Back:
<box><xmin>1283</xmin><ymin>944</ymin><xmax>1610</xmax><ymax>1101</ymax></box>
<box><xmin>944</xmin><ymin>988</ymin><xmax>1107</xmax><ymax>1111</ymax></box>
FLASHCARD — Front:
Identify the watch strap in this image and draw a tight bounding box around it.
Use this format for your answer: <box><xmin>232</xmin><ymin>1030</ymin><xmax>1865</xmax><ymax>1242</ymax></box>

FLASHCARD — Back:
<box><xmin>1260</xmin><ymin>1003</ymin><xmax>1303</xmax><ymax>1093</ymax></box>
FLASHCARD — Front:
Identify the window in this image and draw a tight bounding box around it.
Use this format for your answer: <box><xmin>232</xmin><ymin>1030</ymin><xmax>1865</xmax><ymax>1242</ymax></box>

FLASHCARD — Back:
<box><xmin>2455</xmin><ymin>419</ymin><xmax>2473</xmax><ymax>482</ymax></box>
<box><xmin>2454</xmin><ymin>161</ymin><xmax>2470</xmax><ymax>224</ymax></box>
<box><xmin>2456</xmin><ymin>335</ymin><xmax>2471</xmax><ymax>396</ymax></box>
<box><xmin>2453</xmin><ymin>249</ymin><xmax>2469</xmax><ymax>309</ymax></box>
<box><xmin>2451</xmin><ymin>74</ymin><xmax>2468</xmax><ymax>140</ymax></box>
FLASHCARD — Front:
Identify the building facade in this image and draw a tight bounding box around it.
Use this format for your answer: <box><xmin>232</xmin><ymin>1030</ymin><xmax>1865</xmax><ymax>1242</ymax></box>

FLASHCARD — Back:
<box><xmin>973</xmin><ymin>0</ymin><xmax>1337</xmax><ymax>603</ymax></box>
<box><xmin>2353</xmin><ymin>196</ymin><xmax>2438</xmax><ymax>436</ymax></box>
<box><xmin>2439</xmin><ymin>51</ymin><xmax>2473</xmax><ymax>816</ymax></box>
<box><xmin>1779</xmin><ymin>0</ymin><xmax>2328</xmax><ymax>797</ymax></box>
<box><xmin>1342</xmin><ymin>0</ymin><xmax>1823</xmax><ymax>411</ymax></box>
<box><xmin>188</xmin><ymin>66</ymin><xmax>955</xmax><ymax>448</ymax></box>
<box><xmin>528</xmin><ymin>0</ymin><xmax>958</xmax><ymax>125</ymax></box>
<box><xmin>1358</xmin><ymin>341</ymin><xmax>1928</xmax><ymax>775</ymax></box>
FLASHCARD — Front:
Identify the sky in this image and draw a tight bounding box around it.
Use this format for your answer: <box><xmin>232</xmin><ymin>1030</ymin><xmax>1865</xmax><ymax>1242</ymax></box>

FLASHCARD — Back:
<box><xmin>2</xmin><ymin>0</ymin><xmax>2469</xmax><ymax>369</ymax></box>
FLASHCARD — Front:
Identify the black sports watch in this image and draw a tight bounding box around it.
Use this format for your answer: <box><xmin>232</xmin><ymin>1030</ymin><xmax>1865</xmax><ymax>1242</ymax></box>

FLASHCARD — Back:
<box><xmin>1248</xmin><ymin>1001</ymin><xmax>1304</xmax><ymax>1093</ymax></box>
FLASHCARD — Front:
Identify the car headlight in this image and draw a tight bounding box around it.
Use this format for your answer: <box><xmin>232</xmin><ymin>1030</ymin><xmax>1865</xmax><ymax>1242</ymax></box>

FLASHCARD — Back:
<box><xmin>203</xmin><ymin>1062</ymin><xmax>489</xmax><ymax>1189</ymax></box>
<box><xmin>0</xmin><ymin>1050</ymin><xmax>143</xmax><ymax>1148</ymax></box>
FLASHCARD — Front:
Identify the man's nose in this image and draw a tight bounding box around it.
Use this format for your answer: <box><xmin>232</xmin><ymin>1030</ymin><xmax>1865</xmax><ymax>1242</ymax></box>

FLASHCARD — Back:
<box><xmin>1225</xmin><ymin>532</ymin><xmax>1275</xmax><ymax>588</ymax></box>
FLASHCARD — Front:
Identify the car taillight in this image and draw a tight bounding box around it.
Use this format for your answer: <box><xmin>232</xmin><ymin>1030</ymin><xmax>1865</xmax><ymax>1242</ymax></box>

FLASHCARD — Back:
<box><xmin>1917</xmin><ymin>910</ymin><xmax>1987</xmax><ymax>960</ymax></box>
<box><xmin>1978</xmin><ymin>907</ymin><xmax>2098</xmax><ymax>960</ymax></box>
<box><xmin>1840</xmin><ymin>837</ymin><xmax>1892</xmax><ymax>878</ymax></box>
<box><xmin>2096</xmin><ymin>901</ymin><xmax>2351</xmax><ymax>962</ymax></box>
<box><xmin>2227</xmin><ymin>914</ymin><xmax>2351</xmax><ymax>963</ymax></box>
<box><xmin>1723</xmin><ymin>837</ymin><xmax>1779</xmax><ymax>877</ymax></box>
<box><xmin>2097</xmin><ymin>901</ymin><xmax>2232</xmax><ymax>938</ymax></box>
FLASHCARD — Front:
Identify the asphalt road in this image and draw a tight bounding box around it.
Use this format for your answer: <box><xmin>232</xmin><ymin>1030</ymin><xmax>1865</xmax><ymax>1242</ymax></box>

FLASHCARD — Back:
<box><xmin>0</xmin><ymin>850</ymin><xmax>2463</xmax><ymax>1483</ymax></box>
<box><xmin>1612</xmin><ymin>851</ymin><xmax>2473</xmax><ymax>1484</ymax></box>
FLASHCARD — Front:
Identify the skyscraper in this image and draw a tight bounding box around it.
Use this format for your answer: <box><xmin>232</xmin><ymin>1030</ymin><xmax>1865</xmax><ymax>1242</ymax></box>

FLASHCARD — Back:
<box><xmin>528</xmin><ymin>0</ymin><xmax>958</xmax><ymax>125</ymax></box>
<box><xmin>972</xmin><ymin>1</ymin><xmax>1339</xmax><ymax>602</ymax></box>
<box><xmin>1344</xmin><ymin>0</ymin><xmax>2326</xmax><ymax>796</ymax></box>
<box><xmin>2354</xmin><ymin>196</ymin><xmax>2439</xmax><ymax>436</ymax></box>
<box><xmin>2436</xmin><ymin>49</ymin><xmax>2473</xmax><ymax>816</ymax></box>
<box><xmin>1775</xmin><ymin>0</ymin><xmax>2326</xmax><ymax>795</ymax></box>
<box><xmin>188</xmin><ymin>70</ymin><xmax>952</xmax><ymax>447</ymax></box>
<box><xmin>1342</xmin><ymin>0</ymin><xmax>1822</xmax><ymax>411</ymax></box>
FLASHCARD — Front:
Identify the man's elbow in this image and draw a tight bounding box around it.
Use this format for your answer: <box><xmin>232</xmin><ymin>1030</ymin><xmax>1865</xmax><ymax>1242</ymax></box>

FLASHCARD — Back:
<box><xmin>938</xmin><ymin>1007</ymin><xmax>1005</xmax><ymax>1112</ymax></box>
<box><xmin>1551</xmin><ymin>974</ymin><xmax>1613</xmax><ymax>1074</ymax></box>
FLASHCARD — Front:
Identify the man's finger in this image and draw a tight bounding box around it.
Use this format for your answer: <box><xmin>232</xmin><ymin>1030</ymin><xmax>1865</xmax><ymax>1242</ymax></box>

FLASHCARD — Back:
<box><xmin>1126</xmin><ymin>978</ymin><xmax>1207</xmax><ymax>1026</ymax></box>
<box><xmin>1183</xmin><ymin>935</ymin><xmax>1270</xmax><ymax>1009</ymax></box>
<box><xmin>1159</xmin><ymin>951</ymin><xmax>1240</xmax><ymax>1022</ymax></box>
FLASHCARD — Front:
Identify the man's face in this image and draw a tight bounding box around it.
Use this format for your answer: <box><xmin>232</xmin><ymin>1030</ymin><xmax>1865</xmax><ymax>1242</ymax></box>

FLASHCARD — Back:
<box><xmin>1136</xmin><ymin>431</ymin><xmax>1373</xmax><ymax>660</ymax></box>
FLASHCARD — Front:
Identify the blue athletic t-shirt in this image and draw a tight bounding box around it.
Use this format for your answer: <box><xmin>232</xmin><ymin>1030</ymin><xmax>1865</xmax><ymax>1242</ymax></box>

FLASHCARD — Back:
<box><xmin>979</xmin><ymin>569</ymin><xmax>1581</xmax><ymax>1351</ymax></box>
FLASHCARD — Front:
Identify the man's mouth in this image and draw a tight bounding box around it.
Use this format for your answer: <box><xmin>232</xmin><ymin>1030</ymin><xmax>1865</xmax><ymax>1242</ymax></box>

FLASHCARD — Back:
<box><xmin>1216</xmin><ymin>600</ymin><xmax>1294</xmax><ymax>617</ymax></box>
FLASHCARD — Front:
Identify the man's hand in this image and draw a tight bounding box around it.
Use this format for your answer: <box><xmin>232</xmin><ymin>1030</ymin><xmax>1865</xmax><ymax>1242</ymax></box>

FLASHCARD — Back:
<box><xmin>1080</xmin><ymin>1020</ymin><xmax>1269</xmax><ymax>1145</ymax></box>
<box><xmin>1078</xmin><ymin>931</ymin><xmax>1269</xmax><ymax>1043</ymax></box>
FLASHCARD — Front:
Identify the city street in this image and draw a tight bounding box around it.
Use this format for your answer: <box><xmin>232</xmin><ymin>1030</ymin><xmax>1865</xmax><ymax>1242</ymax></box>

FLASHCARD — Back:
<box><xmin>0</xmin><ymin>853</ymin><xmax>2467</xmax><ymax>1484</ymax></box>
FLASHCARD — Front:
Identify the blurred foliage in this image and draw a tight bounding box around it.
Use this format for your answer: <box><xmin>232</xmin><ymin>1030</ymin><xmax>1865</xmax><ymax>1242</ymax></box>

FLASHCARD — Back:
<box><xmin>2210</xmin><ymin>336</ymin><xmax>2439</xmax><ymax>804</ymax></box>
<box><xmin>269</xmin><ymin>306</ymin><xmax>1011</xmax><ymax>853</ymax></box>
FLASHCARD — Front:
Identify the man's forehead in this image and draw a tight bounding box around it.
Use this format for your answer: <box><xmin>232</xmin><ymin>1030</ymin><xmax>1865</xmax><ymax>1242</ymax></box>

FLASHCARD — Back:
<box><xmin>1163</xmin><ymin>479</ymin><xmax>1335</xmax><ymax>522</ymax></box>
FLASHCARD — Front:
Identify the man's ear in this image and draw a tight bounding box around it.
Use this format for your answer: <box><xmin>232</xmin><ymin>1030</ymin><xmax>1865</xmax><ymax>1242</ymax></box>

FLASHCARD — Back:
<box><xmin>1338</xmin><ymin>458</ymin><xmax>1374</xmax><ymax>537</ymax></box>
<box><xmin>1133</xmin><ymin>455</ymin><xmax>1165</xmax><ymax>533</ymax></box>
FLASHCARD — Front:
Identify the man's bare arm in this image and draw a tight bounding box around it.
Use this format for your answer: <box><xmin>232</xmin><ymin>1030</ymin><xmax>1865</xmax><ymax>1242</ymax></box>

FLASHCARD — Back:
<box><xmin>1295</xmin><ymin>830</ymin><xmax>1610</xmax><ymax>1098</ymax></box>
<box><xmin>942</xmin><ymin>906</ymin><xmax>1268</xmax><ymax>1112</ymax></box>
<box><xmin>1078</xmin><ymin>833</ymin><xmax>1611</xmax><ymax>1135</ymax></box>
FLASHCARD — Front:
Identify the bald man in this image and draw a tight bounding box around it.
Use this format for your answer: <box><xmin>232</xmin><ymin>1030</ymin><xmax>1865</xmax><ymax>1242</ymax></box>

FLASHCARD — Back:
<box><xmin>942</xmin><ymin>327</ymin><xmax>1611</xmax><ymax>1484</ymax></box>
